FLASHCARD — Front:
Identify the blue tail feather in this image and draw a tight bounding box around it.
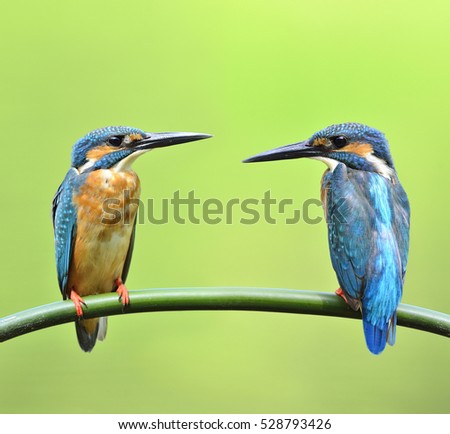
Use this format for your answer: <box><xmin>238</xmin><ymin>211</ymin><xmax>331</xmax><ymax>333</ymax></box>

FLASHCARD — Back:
<box><xmin>363</xmin><ymin>320</ymin><xmax>387</xmax><ymax>355</ymax></box>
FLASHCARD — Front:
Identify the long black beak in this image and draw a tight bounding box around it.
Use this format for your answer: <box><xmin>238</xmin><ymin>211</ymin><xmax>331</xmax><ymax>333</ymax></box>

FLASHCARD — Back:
<box><xmin>134</xmin><ymin>131</ymin><xmax>212</xmax><ymax>150</ymax></box>
<box><xmin>243</xmin><ymin>140</ymin><xmax>320</xmax><ymax>163</ymax></box>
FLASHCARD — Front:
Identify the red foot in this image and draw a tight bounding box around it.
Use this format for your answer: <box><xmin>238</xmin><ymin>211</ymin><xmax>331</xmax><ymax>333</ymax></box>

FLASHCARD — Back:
<box><xmin>70</xmin><ymin>290</ymin><xmax>86</xmax><ymax>317</ymax></box>
<box><xmin>115</xmin><ymin>278</ymin><xmax>130</xmax><ymax>306</ymax></box>
<box><xmin>335</xmin><ymin>287</ymin><xmax>349</xmax><ymax>304</ymax></box>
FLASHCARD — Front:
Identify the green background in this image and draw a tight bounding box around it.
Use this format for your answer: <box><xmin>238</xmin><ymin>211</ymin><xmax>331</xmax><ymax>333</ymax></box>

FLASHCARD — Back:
<box><xmin>1</xmin><ymin>0</ymin><xmax>449</xmax><ymax>413</ymax></box>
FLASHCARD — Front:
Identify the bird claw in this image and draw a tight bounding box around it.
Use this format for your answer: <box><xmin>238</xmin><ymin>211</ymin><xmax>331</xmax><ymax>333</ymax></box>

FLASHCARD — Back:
<box><xmin>335</xmin><ymin>287</ymin><xmax>349</xmax><ymax>304</ymax></box>
<box><xmin>115</xmin><ymin>278</ymin><xmax>130</xmax><ymax>306</ymax></box>
<box><xmin>335</xmin><ymin>287</ymin><xmax>360</xmax><ymax>311</ymax></box>
<box><xmin>69</xmin><ymin>290</ymin><xmax>87</xmax><ymax>317</ymax></box>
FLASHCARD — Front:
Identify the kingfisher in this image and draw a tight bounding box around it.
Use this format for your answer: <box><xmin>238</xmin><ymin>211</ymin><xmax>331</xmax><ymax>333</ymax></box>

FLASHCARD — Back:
<box><xmin>244</xmin><ymin>123</ymin><xmax>410</xmax><ymax>354</ymax></box>
<box><xmin>52</xmin><ymin>126</ymin><xmax>211</xmax><ymax>352</ymax></box>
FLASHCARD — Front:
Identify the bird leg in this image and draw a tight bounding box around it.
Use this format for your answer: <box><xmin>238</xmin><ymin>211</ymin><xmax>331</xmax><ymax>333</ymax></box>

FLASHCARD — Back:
<box><xmin>115</xmin><ymin>277</ymin><xmax>130</xmax><ymax>306</ymax></box>
<box><xmin>69</xmin><ymin>290</ymin><xmax>86</xmax><ymax>317</ymax></box>
<box><xmin>335</xmin><ymin>287</ymin><xmax>349</xmax><ymax>304</ymax></box>
<box><xmin>335</xmin><ymin>287</ymin><xmax>361</xmax><ymax>311</ymax></box>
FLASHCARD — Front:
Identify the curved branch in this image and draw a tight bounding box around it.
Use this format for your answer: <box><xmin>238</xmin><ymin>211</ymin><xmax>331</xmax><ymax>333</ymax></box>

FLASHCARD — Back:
<box><xmin>1</xmin><ymin>287</ymin><xmax>449</xmax><ymax>342</ymax></box>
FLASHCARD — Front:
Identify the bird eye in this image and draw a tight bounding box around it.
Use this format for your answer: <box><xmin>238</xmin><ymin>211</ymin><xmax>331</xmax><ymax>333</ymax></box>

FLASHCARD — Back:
<box><xmin>332</xmin><ymin>135</ymin><xmax>348</xmax><ymax>148</ymax></box>
<box><xmin>107</xmin><ymin>136</ymin><xmax>123</xmax><ymax>146</ymax></box>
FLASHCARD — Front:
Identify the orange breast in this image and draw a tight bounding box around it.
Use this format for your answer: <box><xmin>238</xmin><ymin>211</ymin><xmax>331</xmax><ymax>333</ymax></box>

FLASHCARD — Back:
<box><xmin>68</xmin><ymin>169</ymin><xmax>141</xmax><ymax>296</ymax></box>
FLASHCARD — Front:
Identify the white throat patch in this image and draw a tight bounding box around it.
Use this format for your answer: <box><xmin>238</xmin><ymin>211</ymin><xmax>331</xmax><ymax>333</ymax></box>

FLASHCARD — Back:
<box><xmin>77</xmin><ymin>149</ymin><xmax>150</xmax><ymax>174</ymax></box>
<box><xmin>77</xmin><ymin>159</ymin><xmax>95</xmax><ymax>174</ymax></box>
<box><xmin>112</xmin><ymin>149</ymin><xmax>148</xmax><ymax>172</ymax></box>
<box><xmin>311</xmin><ymin>156</ymin><xmax>339</xmax><ymax>171</ymax></box>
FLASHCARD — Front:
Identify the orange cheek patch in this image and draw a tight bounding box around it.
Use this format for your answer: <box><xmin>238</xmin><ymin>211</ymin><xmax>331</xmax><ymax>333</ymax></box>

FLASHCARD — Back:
<box><xmin>313</xmin><ymin>138</ymin><xmax>328</xmax><ymax>147</ymax></box>
<box><xmin>340</xmin><ymin>142</ymin><xmax>373</xmax><ymax>157</ymax></box>
<box><xmin>128</xmin><ymin>133</ymin><xmax>143</xmax><ymax>142</ymax></box>
<box><xmin>86</xmin><ymin>145</ymin><xmax>117</xmax><ymax>161</ymax></box>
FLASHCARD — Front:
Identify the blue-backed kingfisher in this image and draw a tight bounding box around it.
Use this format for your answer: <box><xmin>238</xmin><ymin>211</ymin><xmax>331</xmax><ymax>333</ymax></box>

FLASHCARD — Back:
<box><xmin>244</xmin><ymin>123</ymin><xmax>410</xmax><ymax>354</ymax></box>
<box><xmin>52</xmin><ymin>126</ymin><xmax>211</xmax><ymax>352</ymax></box>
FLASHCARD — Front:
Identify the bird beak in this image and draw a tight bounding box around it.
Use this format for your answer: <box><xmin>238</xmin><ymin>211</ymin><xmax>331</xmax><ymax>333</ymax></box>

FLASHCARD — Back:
<box><xmin>243</xmin><ymin>140</ymin><xmax>320</xmax><ymax>163</ymax></box>
<box><xmin>133</xmin><ymin>132</ymin><xmax>212</xmax><ymax>150</ymax></box>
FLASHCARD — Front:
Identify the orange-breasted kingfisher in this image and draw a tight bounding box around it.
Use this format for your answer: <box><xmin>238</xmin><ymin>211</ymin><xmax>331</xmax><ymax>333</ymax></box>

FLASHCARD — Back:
<box><xmin>244</xmin><ymin>123</ymin><xmax>410</xmax><ymax>354</ymax></box>
<box><xmin>52</xmin><ymin>126</ymin><xmax>211</xmax><ymax>352</ymax></box>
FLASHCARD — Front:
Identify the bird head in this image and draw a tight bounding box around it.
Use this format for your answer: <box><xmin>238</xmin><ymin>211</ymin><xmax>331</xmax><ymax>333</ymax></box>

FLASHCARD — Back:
<box><xmin>244</xmin><ymin>123</ymin><xmax>395</xmax><ymax>178</ymax></box>
<box><xmin>71</xmin><ymin>126</ymin><xmax>211</xmax><ymax>173</ymax></box>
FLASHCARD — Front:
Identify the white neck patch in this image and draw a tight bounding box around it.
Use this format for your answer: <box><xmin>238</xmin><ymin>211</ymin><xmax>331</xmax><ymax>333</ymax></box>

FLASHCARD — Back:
<box><xmin>311</xmin><ymin>154</ymin><xmax>394</xmax><ymax>179</ymax></box>
<box><xmin>366</xmin><ymin>153</ymin><xmax>394</xmax><ymax>179</ymax></box>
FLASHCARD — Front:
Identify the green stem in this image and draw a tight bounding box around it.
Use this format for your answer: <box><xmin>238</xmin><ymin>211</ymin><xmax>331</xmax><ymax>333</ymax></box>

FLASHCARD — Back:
<box><xmin>1</xmin><ymin>288</ymin><xmax>449</xmax><ymax>342</ymax></box>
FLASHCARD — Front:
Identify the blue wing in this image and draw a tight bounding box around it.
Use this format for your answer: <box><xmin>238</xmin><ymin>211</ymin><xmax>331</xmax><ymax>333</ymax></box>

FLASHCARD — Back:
<box><xmin>323</xmin><ymin>164</ymin><xmax>409</xmax><ymax>354</ymax></box>
<box><xmin>323</xmin><ymin>165</ymin><xmax>375</xmax><ymax>304</ymax></box>
<box><xmin>52</xmin><ymin>169</ymin><xmax>78</xmax><ymax>299</ymax></box>
<box><xmin>391</xmin><ymin>178</ymin><xmax>410</xmax><ymax>279</ymax></box>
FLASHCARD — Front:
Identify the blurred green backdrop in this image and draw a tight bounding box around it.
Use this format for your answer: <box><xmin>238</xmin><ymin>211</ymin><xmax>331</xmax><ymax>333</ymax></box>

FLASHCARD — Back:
<box><xmin>0</xmin><ymin>0</ymin><xmax>449</xmax><ymax>413</ymax></box>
